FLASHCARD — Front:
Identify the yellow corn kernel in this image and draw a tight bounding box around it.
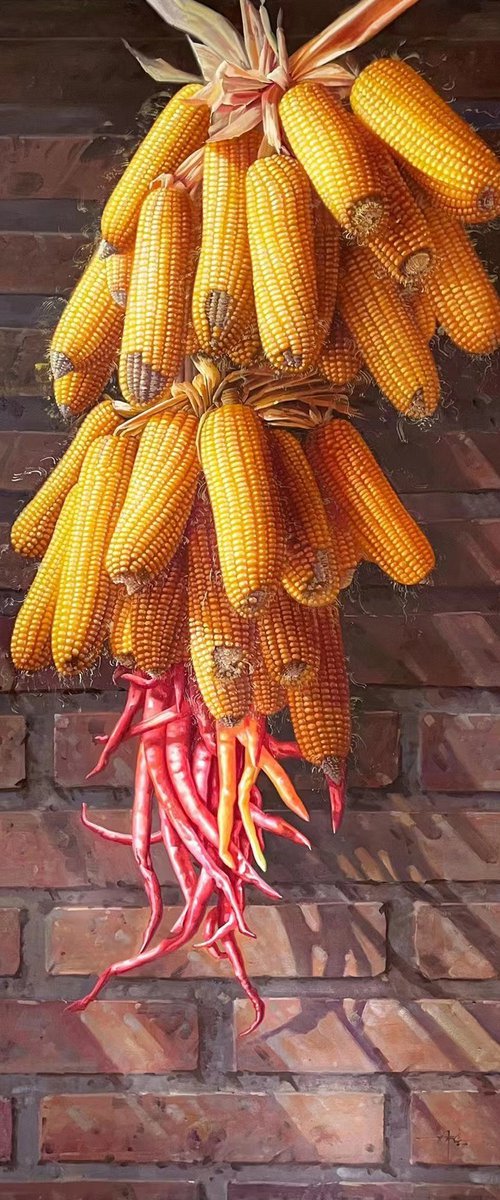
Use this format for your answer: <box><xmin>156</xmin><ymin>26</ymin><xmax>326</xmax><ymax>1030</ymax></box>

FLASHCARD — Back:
<box><xmin>119</xmin><ymin>178</ymin><xmax>195</xmax><ymax>405</ymax></box>
<box><xmin>192</xmin><ymin>130</ymin><xmax>260</xmax><ymax>354</ymax></box>
<box><xmin>188</xmin><ymin>506</ymin><xmax>253</xmax><ymax>721</ymax></box>
<box><xmin>307</xmin><ymin>419</ymin><xmax>435</xmax><ymax>585</ymax></box>
<box><xmin>361</xmin><ymin>130</ymin><xmax>434</xmax><ymax>285</ymax></box>
<box><xmin>319</xmin><ymin>317</ymin><xmax>362</xmax><ymax>388</ymax></box>
<box><xmin>11</xmin><ymin>397</ymin><xmax>120</xmax><ymax>559</ymax></box>
<box><xmin>351</xmin><ymin>57</ymin><xmax>500</xmax><ymax>224</ymax></box>
<box><xmin>288</xmin><ymin>605</ymin><xmax>351</xmax><ymax>772</ymax></box>
<box><xmin>131</xmin><ymin>544</ymin><xmax>189</xmax><ymax>675</ymax></box>
<box><xmin>52</xmin><ymin>433</ymin><xmax>137</xmax><ymax>675</ymax></box>
<box><xmin>106</xmin><ymin>247</ymin><xmax>133</xmax><ymax>308</ymax></box>
<box><xmin>313</xmin><ymin>200</ymin><xmax>340</xmax><ymax>346</ymax></box>
<box><xmin>101</xmin><ymin>85</ymin><xmax>209</xmax><ymax>253</ymax></box>
<box><xmin>246</xmin><ymin>154</ymin><xmax>320</xmax><ymax>372</ymax></box>
<box><xmin>280</xmin><ymin>81</ymin><xmax>385</xmax><ymax>241</ymax></box>
<box><xmin>107</xmin><ymin>409</ymin><xmax>198</xmax><ymax>591</ymax></box>
<box><xmin>272</xmin><ymin>427</ymin><xmax>340</xmax><ymax>606</ymax></box>
<box><xmin>199</xmin><ymin>403</ymin><xmax>284</xmax><ymax>616</ymax></box>
<box><xmin>338</xmin><ymin>242</ymin><xmax>440</xmax><ymax>420</ymax></box>
<box><xmin>251</xmin><ymin>654</ymin><xmax>286</xmax><ymax>717</ymax></box>
<box><xmin>50</xmin><ymin>251</ymin><xmax>123</xmax><ymax>380</ymax></box>
<box><xmin>109</xmin><ymin>590</ymin><xmax>134</xmax><ymax>666</ymax></box>
<box><xmin>330</xmin><ymin>507</ymin><xmax>363</xmax><ymax>590</ymax></box>
<box><xmin>10</xmin><ymin>487</ymin><xmax>78</xmax><ymax>672</ymax></box>
<box><xmin>422</xmin><ymin>204</ymin><xmax>500</xmax><ymax>355</ymax></box>
<box><xmin>408</xmin><ymin>288</ymin><xmax>436</xmax><ymax>342</ymax></box>
<box><xmin>258</xmin><ymin>590</ymin><xmax>319</xmax><ymax>690</ymax></box>
<box><xmin>53</xmin><ymin>355</ymin><xmax>116</xmax><ymax>417</ymax></box>
<box><xmin>227</xmin><ymin>323</ymin><xmax>261</xmax><ymax>368</ymax></box>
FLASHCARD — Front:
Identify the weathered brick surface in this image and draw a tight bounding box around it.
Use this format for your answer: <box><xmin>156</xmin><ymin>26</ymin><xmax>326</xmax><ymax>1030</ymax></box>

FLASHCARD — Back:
<box><xmin>0</xmin><ymin>432</ymin><xmax>67</xmax><ymax>493</ymax></box>
<box><xmin>0</xmin><ymin>135</ymin><xmax>129</xmax><ymax>201</ymax></box>
<box><xmin>0</xmin><ymin>327</ymin><xmax>50</xmax><ymax>397</ymax></box>
<box><xmin>0</xmin><ymin>232</ymin><xmax>85</xmax><ymax>293</ymax></box>
<box><xmin>40</xmin><ymin>1091</ymin><xmax>385</xmax><ymax>1164</ymax></box>
<box><xmin>420</xmin><ymin>713</ymin><xmax>500</xmax><ymax>791</ymax></box>
<box><xmin>411</xmin><ymin>1091</ymin><xmax>500</xmax><ymax>1165</ymax></box>
<box><xmin>235</xmin><ymin>998</ymin><xmax>500</xmax><ymax>1073</ymax></box>
<box><xmin>346</xmin><ymin>613</ymin><xmax>500</xmax><ymax>687</ymax></box>
<box><xmin>414</xmin><ymin>902</ymin><xmax>500</xmax><ymax>979</ymax></box>
<box><xmin>228</xmin><ymin>1189</ymin><xmax>500</xmax><ymax>1199</ymax></box>
<box><xmin>0</xmin><ymin>1189</ymin><xmax>196</xmax><ymax>1199</ymax></box>
<box><xmin>0</xmin><ymin>526</ymin><xmax>35</xmax><ymax>591</ymax></box>
<box><xmin>0</xmin><ymin>910</ymin><xmax>21</xmax><ymax>975</ymax></box>
<box><xmin>46</xmin><ymin>902</ymin><xmax>386</xmax><ymax>978</ymax></box>
<box><xmin>0</xmin><ymin>715</ymin><xmax>26</xmax><ymax>787</ymax></box>
<box><xmin>0</xmin><ymin>1000</ymin><xmax>198</xmax><ymax>1073</ymax></box>
<box><xmin>0</xmin><ymin>1099</ymin><xmax>12</xmax><ymax>1163</ymax></box>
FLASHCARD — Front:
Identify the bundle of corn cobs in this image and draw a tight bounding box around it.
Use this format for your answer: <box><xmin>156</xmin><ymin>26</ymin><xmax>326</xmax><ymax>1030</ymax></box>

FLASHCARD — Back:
<box><xmin>10</xmin><ymin>0</ymin><xmax>500</xmax><ymax>1025</ymax></box>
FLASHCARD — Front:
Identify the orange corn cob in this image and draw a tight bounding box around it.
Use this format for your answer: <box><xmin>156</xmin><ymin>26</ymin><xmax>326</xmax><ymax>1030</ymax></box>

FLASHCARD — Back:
<box><xmin>280</xmin><ymin>82</ymin><xmax>385</xmax><ymax>241</ymax></box>
<box><xmin>330</xmin><ymin>507</ymin><xmax>363</xmax><ymax>590</ymax></box>
<box><xmin>107</xmin><ymin>410</ymin><xmax>198</xmax><ymax>591</ymax></box>
<box><xmin>361</xmin><ymin>130</ymin><xmax>434</xmax><ymax>285</ymax></box>
<box><xmin>119</xmin><ymin>178</ymin><xmax>195</xmax><ymax>405</ymax></box>
<box><xmin>251</xmin><ymin>655</ymin><xmax>286</xmax><ymax>717</ymax></box>
<box><xmin>307</xmin><ymin>419</ymin><xmax>435</xmax><ymax>585</ymax></box>
<box><xmin>246</xmin><ymin>155</ymin><xmax>320</xmax><ymax>372</ymax></box>
<box><xmin>11</xmin><ymin>397</ymin><xmax>120</xmax><ymax>558</ymax></box>
<box><xmin>258</xmin><ymin>590</ymin><xmax>319</xmax><ymax>689</ymax></box>
<box><xmin>109</xmin><ymin>590</ymin><xmax>134</xmax><ymax>666</ymax></box>
<box><xmin>53</xmin><ymin>356</ymin><xmax>116</xmax><ymax>417</ymax></box>
<box><xmin>192</xmin><ymin>130</ymin><xmax>260</xmax><ymax>354</ymax></box>
<box><xmin>288</xmin><ymin>605</ymin><xmax>351</xmax><ymax>772</ymax></box>
<box><xmin>101</xmin><ymin>85</ymin><xmax>209</xmax><ymax>254</ymax></box>
<box><xmin>338</xmin><ymin>243</ymin><xmax>440</xmax><ymax>420</ymax></box>
<box><xmin>10</xmin><ymin>488</ymin><xmax>78</xmax><ymax>672</ymax></box>
<box><xmin>272</xmin><ymin>427</ymin><xmax>340</xmax><ymax>606</ymax></box>
<box><xmin>351</xmin><ymin>57</ymin><xmax>500</xmax><ymax>224</ymax></box>
<box><xmin>227</xmin><ymin>324</ymin><xmax>261</xmax><ymax>368</ymax></box>
<box><xmin>314</xmin><ymin>200</ymin><xmax>340</xmax><ymax>345</ymax></box>
<box><xmin>199</xmin><ymin>403</ymin><xmax>283</xmax><ymax>616</ymax></box>
<box><xmin>131</xmin><ymin>544</ymin><xmax>189</xmax><ymax>675</ymax></box>
<box><xmin>422</xmin><ymin>204</ymin><xmax>500</xmax><ymax>354</ymax></box>
<box><xmin>50</xmin><ymin>251</ymin><xmax>123</xmax><ymax>380</ymax></box>
<box><xmin>408</xmin><ymin>288</ymin><xmax>436</xmax><ymax>342</ymax></box>
<box><xmin>106</xmin><ymin>248</ymin><xmax>133</xmax><ymax>308</ymax></box>
<box><xmin>52</xmin><ymin>434</ymin><xmax>137</xmax><ymax>675</ymax></box>
<box><xmin>188</xmin><ymin>508</ymin><xmax>253</xmax><ymax>721</ymax></box>
<box><xmin>319</xmin><ymin>317</ymin><xmax>362</xmax><ymax>388</ymax></box>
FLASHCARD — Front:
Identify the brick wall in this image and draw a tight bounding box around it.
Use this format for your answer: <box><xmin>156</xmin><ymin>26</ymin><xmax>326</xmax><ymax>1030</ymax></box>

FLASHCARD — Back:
<box><xmin>0</xmin><ymin>0</ymin><xmax>500</xmax><ymax>1195</ymax></box>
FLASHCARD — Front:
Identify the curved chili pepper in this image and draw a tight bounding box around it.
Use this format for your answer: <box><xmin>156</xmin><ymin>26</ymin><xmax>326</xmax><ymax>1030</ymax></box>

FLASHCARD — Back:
<box><xmin>250</xmin><ymin>804</ymin><xmax>312</xmax><ymax>849</ymax></box>
<box><xmin>265</xmin><ymin>734</ymin><xmax>302</xmax><ymax>760</ymax></box>
<box><xmin>132</xmin><ymin>743</ymin><xmax>163</xmax><ymax>953</ymax></box>
<box><xmin>126</xmin><ymin>705</ymin><xmax>180</xmax><ymax>739</ymax></box>
<box><xmin>244</xmin><ymin>715</ymin><xmax>266</xmax><ymax>770</ymax></box>
<box><xmin>216</xmin><ymin>724</ymin><xmax>238</xmax><ymax>869</ymax></box>
<box><xmin>159</xmin><ymin>807</ymin><xmax>197</xmax><ymax>931</ymax></box>
<box><xmin>80</xmin><ymin>802</ymin><xmax>162</xmax><ymax>846</ymax></box>
<box><xmin>257</xmin><ymin>746</ymin><xmax>310</xmax><ymax>822</ymax></box>
<box><xmin>165</xmin><ymin>712</ymin><xmax>221</xmax><ymax>848</ymax></box>
<box><xmin>186</xmin><ymin>678</ymin><xmax>216</xmax><ymax>754</ymax></box>
<box><xmin>86</xmin><ymin>682</ymin><xmax>144</xmax><ymax>778</ymax></box>
<box><xmin>237</xmin><ymin>747</ymin><xmax>266</xmax><ymax>871</ymax></box>
<box><xmin>325</xmin><ymin>763</ymin><xmax>347</xmax><ymax>834</ymax></box>
<box><xmin>192</xmin><ymin>738</ymin><xmax>212</xmax><ymax>804</ymax></box>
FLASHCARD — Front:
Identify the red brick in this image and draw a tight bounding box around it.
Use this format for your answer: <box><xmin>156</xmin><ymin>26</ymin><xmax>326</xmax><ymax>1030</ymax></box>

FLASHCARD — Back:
<box><xmin>0</xmin><ymin>233</ymin><xmax>84</xmax><ymax>293</ymax></box>
<box><xmin>425</xmin><ymin>519</ymin><xmax>500</xmax><ymax>588</ymax></box>
<box><xmin>0</xmin><ymin>1099</ymin><xmax>12</xmax><ymax>1163</ymax></box>
<box><xmin>0</xmin><ymin>135</ymin><xmax>128</xmax><ymax>200</ymax></box>
<box><xmin>0</xmin><ymin>910</ymin><xmax>21</xmax><ymax>975</ymax></box>
<box><xmin>40</xmin><ymin>1091</ymin><xmax>384</xmax><ymax>1164</ymax></box>
<box><xmin>0</xmin><ymin>328</ymin><xmax>50</xmax><ymax>397</ymax></box>
<box><xmin>46</xmin><ymin>902</ymin><xmax>386</xmax><ymax>979</ymax></box>
<box><xmin>0</xmin><ymin>433</ymin><xmax>68</xmax><ymax>493</ymax></box>
<box><xmin>411</xmin><ymin>1091</ymin><xmax>500</xmax><ymax>1165</ymax></box>
<box><xmin>0</xmin><ymin>716</ymin><xmax>25</xmax><ymax>788</ymax></box>
<box><xmin>0</xmin><ymin>1189</ymin><xmax>195</xmax><ymax>1200</ymax></box>
<box><xmin>421</xmin><ymin>714</ymin><xmax>500</xmax><ymax>791</ymax></box>
<box><xmin>236</xmin><ymin>999</ymin><xmax>500</xmax><ymax>1074</ymax></box>
<box><xmin>0</xmin><ymin>1000</ymin><xmax>197</xmax><ymax>1073</ymax></box>
<box><xmin>370</xmin><ymin>430</ymin><xmax>500</xmax><ymax>494</ymax></box>
<box><xmin>54</xmin><ymin>712</ymin><xmax>136</xmax><ymax>788</ymax></box>
<box><xmin>0</xmin><ymin>526</ymin><xmax>36</xmax><ymax>591</ymax></box>
<box><xmin>228</xmin><ymin>1188</ymin><xmax>500</xmax><ymax>1199</ymax></box>
<box><xmin>349</xmin><ymin>711</ymin><xmax>400</xmax><ymax>787</ymax></box>
<box><xmin>414</xmin><ymin>903</ymin><xmax>500</xmax><ymax>980</ymax></box>
<box><xmin>346</xmin><ymin>613</ymin><xmax>500</xmax><ymax>687</ymax></box>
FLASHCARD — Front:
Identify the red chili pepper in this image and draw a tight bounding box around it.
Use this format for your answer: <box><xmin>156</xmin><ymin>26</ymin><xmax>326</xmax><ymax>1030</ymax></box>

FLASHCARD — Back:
<box><xmin>80</xmin><ymin>802</ymin><xmax>163</xmax><ymax>846</ymax></box>
<box><xmin>265</xmin><ymin>734</ymin><xmax>302</xmax><ymax>760</ymax></box>
<box><xmin>159</xmin><ymin>809</ymin><xmax>197</xmax><ymax>905</ymax></box>
<box><xmin>250</xmin><ymin>804</ymin><xmax>312</xmax><ymax>850</ymax></box>
<box><xmin>86</xmin><ymin>682</ymin><xmax>144</xmax><ymax>778</ymax></box>
<box><xmin>186</xmin><ymin>678</ymin><xmax>216</xmax><ymax>754</ymax></box>
<box><xmin>67</xmin><ymin>868</ymin><xmax>214</xmax><ymax>1012</ymax></box>
<box><xmin>126</xmin><ymin>705</ymin><xmax>180</xmax><ymax>739</ymax></box>
<box><xmin>191</xmin><ymin>738</ymin><xmax>212</xmax><ymax>804</ymax></box>
<box><xmin>325</xmin><ymin>763</ymin><xmax>347</xmax><ymax>833</ymax></box>
<box><xmin>132</xmin><ymin>743</ymin><xmax>163</xmax><ymax>953</ymax></box>
<box><xmin>165</xmin><ymin>712</ymin><xmax>220</xmax><ymax>847</ymax></box>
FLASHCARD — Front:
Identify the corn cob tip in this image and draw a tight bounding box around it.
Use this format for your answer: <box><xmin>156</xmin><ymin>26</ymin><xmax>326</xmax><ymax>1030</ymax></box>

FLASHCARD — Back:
<box><xmin>349</xmin><ymin>196</ymin><xmax>385</xmax><ymax>242</ymax></box>
<box><xmin>322</xmin><ymin>754</ymin><xmax>346</xmax><ymax>784</ymax></box>
<box><xmin>280</xmin><ymin>660</ymin><xmax>310</xmax><ymax>686</ymax></box>
<box><xmin>110</xmin><ymin>289</ymin><xmax>127</xmax><ymax>308</ymax></box>
<box><xmin>402</xmin><ymin>248</ymin><xmax>433</xmax><ymax>282</ymax></box>
<box><xmin>111</xmin><ymin>570</ymin><xmax>149</xmax><ymax>595</ymax></box>
<box><xmin>50</xmin><ymin>352</ymin><xmax>74</xmax><ymax>380</ymax></box>
<box><xmin>213</xmin><ymin>645</ymin><xmax>248</xmax><ymax>679</ymax></box>
<box><xmin>406</xmin><ymin>387</ymin><xmax>433</xmax><ymax>422</ymax></box>
<box><xmin>98</xmin><ymin>239</ymin><xmax>118</xmax><ymax>260</ymax></box>
<box><xmin>125</xmin><ymin>353</ymin><xmax>170</xmax><ymax>406</ymax></box>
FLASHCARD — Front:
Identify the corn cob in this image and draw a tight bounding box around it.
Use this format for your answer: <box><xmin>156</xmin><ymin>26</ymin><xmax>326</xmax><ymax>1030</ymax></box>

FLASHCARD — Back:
<box><xmin>258</xmin><ymin>590</ymin><xmax>320</xmax><ymax>689</ymax></box>
<box><xmin>288</xmin><ymin>605</ymin><xmax>351</xmax><ymax>773</ymax></box>
<box><xmin>361</xmin><ymin>130</ymin><xmax>434</xmax><ymax>284</ymax></box>
<box><xmin>199</xmin><ymin>403</ymin><xmax>283</xmax><ymax>616</ymax></box>
<box><xmin>272</xmin><ymin>427</ymin><xmax>340</xmax><ymax>606</ymax></box>
<box><xmin>50</xmin><ymin>251</ymin><xmax>123</xmax><ymax>380</ymax></box>
<box><xmin>53</xmin><ymin>356</ymin><xmax>115</xmax><ymax>417</ymax></box>
<box><xmin>108</xmin><ymin>590</ymin><xmax>134</xmax><ymax>665</ymax></box>
<box><xmin>10</xmin><ymin>488</ymin><xmax>78</xmax><ymax>672</ymax></box>
<box><xmin>350</xmin><ymin>57</ymin><xmax>500</xmax><ymax>224</ymax></box>
<box><xmin>319</xmin><ymin>317</ymin><xmax>362</xmax><ymax>388</ymax></box>
<box><xmin>106</xmin><ymin>248</ymin><xmax>133</xmax><ymax>308</ymax></box>
<box><xmin>131</xmin><ymin>544</ymin><xmax>188</xmax><ymax>675</ymax></box>
<box><xmin>338</xmin><ymin>242</ymin><xmax>440</xmax><ymax>420</ymax></box>
<box><xmin>408</xmin><ymin>288</ymin><xmax>436</xmax><ymax>342</ymax></box>
<box><xmin>52</xmin><ymin>433</ymin><xmax>137</xmax><ymax>675</ymax></box>
<box><xmin>330</xmin><ymin>509</ymin><xmax>362</xmax><ymax>590</ymax></box>
<box><xmin>107</xmin><ymin>410</ymin><xmax>198</xmax><ymax>591</ymax></box>
<box><xmin>246</xmin><ymin>155</ymin><xmax>320</xmax><ymax>372</ymax></box>
<box><xmin>192</xmin><ymin>130</ymin><xmax>260</xmax><ymax>354</ymax></box>
<box><xmin>188</xmin><ymin>507</ymin><xmax>253</xmax><ymax>721</ymax></box>
<box><xmin>227</xmin><ymin>323</ymin><xmax>261</xmax><ymax>368</ymax></box>
<box><xmin>280</xmin><ymin>82</ymin><xmax>385</xmax><ymax>241</ymax></box>
<box><xmin>251</xmin><ymin>652</ymin><xmax>286</xmax><ymax>717</ymax></box>
<box><xmin>314</xmin><ymin>200</ymin><xmax>340</xmax><ymax>344</ymax></box>
<box><xmin>11</xmin><ymin>398</ymin><xmax>120</xmax><ymax>559</ymax></box>
<box><xmin>119</xmin><ymin>178</ymin><xmax>195</xmax><ymax>406</ymax></box>
<box><xmin>421</xmin><ymin>204</ymin><xmax>500</xmax><ymax>354</ymax></box>
<box><xmin>101</xmin><ymin>85</ymin><xmax>209</xmax><ymax>254</ymax></box>
<box><xmin>307</xmin><ymin>419</ymin><xmax>435</xmax><ymax>585</ymax></box>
